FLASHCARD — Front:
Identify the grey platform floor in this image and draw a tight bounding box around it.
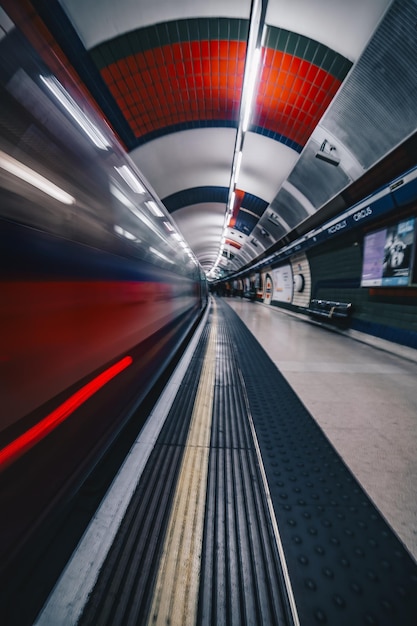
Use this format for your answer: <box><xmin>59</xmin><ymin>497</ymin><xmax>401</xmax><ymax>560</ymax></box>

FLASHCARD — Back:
<box><xmin>225</xmin><ymin>297</ymin><xmax>417</xmax><ymax>561</ymax></box>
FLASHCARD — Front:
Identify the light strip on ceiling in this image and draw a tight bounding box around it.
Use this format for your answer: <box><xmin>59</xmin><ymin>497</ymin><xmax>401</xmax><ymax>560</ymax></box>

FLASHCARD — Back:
<box><xmin>209</xmin><ymin>0</ymin><xmax>265</xmax><ymax>276</ymax></box>
<box><xmin>241</xmin><ymin>47</ymin><xmax>261</xmax><ymax>133</ymax></box>
<box><xmin>234</xmin><ymin>150</ymin><xmax>243</xmax><ymax>183</ymax></box>
<box><xmin>40</xmin><ymin>75</ymin><xmax>111</xmax><ymax>150</ymax></box>
<box><xmin>0</xmin><ymin>150</ymin><xmax>75</xmax><ymax>205</ymax></box>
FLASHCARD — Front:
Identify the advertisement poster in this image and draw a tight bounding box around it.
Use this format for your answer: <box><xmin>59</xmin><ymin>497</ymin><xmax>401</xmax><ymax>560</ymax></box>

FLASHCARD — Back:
<box><xmin>361</xmin><ymin>218</ymin><xmax>415</xmax><ymax>286</ymax></box>
<box><xmin>271</xmin><ymin>265</ymin><xmax>293</xmax><ymax>302</ymax></box>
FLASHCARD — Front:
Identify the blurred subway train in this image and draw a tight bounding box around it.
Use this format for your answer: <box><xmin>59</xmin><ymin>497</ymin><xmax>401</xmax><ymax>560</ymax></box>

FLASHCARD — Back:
<box><xmin>0</xmin><ymin>23</ymin><xmax>207</xmax><ymax>565</ymax></box>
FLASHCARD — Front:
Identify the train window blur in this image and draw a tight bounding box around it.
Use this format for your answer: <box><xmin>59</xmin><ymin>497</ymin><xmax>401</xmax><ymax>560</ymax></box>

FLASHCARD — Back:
<box><xmin>0</xmin><ymin>24</ymin><xmax>200</xmax><ymax>278</ymax></box>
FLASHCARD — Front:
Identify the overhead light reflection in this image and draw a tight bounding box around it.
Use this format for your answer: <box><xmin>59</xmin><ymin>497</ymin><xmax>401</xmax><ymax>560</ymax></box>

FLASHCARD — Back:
<box><xmin>110</xmin><ymin>184</ymin><xmax>155</xmax><ymax>232</ymax></box>
<box><xmin>210</xmin><ymin>0</ymin><xmax>263</xmax><ymax>275</ymax></box>
<box><xmin>40</xmin><ymin>75</ymin><xmax>111</xmax><ymax>150</ymax></box>
<box><xmin>146</xmin><ymin>200</ymin><xmax>164</xmax><ymax>217</ymax></box>
<box><xmin>114</xmin><ymin>165</ymin><xmax>145</xmax><ymax>193</ymax></box>
<box><xmin>114</xmin><ymin>224</ymin><xmax>138</xmax><ymax>240</ymax></box>
<box><xmin>149</xmin><ymin>247</ymin><xmax>174</xmax><ymax>264</ymax></box>
<box><xmin>0</xmin><ymin>150</ymin><xmax>75</xmax><ymax>205</ymax></box>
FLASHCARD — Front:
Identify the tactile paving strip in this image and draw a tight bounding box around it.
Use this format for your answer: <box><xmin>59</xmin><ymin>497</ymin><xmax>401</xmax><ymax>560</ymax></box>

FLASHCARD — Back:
<box><xmin>220</xmin><ymin>299</ymin><xmax>417</xmax><ymax>626</ymax></box>
<box><xmin>197</xmin><ymin>308</ymin><xmax>293</xmax><ymax>625</ymax></box>
<box><xmin>78</xmin><ymin>321</ymin><xmax>211</xmax><ymax>626</ymax></box>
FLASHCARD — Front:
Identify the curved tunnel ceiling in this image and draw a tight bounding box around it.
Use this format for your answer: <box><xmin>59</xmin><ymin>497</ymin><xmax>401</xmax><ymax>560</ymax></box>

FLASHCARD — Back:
<box><xmin>15</xmin><ymin>0</ymin><xmax>417</xmax><ymax>276</ymax></box>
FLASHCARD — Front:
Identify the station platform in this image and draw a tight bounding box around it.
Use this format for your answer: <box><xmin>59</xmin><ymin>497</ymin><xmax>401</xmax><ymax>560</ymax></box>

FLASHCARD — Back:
<box><xmin>36</xmin><ymin>297</ymin><xmax>417</xmax><ymax>626</ymax></box>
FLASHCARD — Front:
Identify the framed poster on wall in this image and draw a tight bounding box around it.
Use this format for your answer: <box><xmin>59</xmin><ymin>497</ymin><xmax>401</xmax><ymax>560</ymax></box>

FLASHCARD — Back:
<box><xmin>271</xmin><ymin>265</ymin><xmax>293</xmax><ymax>302</ymax></box>
<box><xmin>361</xmin><ymin>217</ymin><xmax>415</xmax><ymax>287</ymax></box>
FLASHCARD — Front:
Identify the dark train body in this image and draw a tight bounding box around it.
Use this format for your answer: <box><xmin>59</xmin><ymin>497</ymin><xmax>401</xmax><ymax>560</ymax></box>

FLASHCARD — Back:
<box><xmin>0</xmin><ymin>22</ymin><xmax>206</xmax><ymax>565</ymax></box>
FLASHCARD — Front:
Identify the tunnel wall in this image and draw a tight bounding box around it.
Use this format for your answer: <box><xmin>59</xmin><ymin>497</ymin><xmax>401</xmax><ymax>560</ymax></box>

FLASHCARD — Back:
<box><xmin>260</xmin><ymin>214</ymin><xmax>417</xmax><ymax>349</ymax></box>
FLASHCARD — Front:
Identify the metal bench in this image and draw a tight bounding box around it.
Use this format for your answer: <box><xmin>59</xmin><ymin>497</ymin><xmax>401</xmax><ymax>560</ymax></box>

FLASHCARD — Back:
<box><xmin>306</xmin><ymin>299</ymin><xmax>352</xmax><ymax>323</ymax></box>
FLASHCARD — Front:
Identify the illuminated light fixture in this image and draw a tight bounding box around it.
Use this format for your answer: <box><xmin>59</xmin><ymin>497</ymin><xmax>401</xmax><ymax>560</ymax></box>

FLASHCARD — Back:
<box><xmin>234</xmin><ymin>150</ymin><xmax>243</xmax><ymax>182</ymax></box>
<box><xmin>163</xmin><ymin>220</ymin><xmax>174</xmax><ymax>232</ymax></box>
<box><xmin>149</xmin><ymin>246</ymin><xmax>174</xmax><ymax>264</ymax></box>
<box><xmin>0</xmin><ymin>150</ymin><xmax>75</xmax><ymax>205</ymax></box>
<box><xmin>114</xmin><ymin>165</ymin><xmax>145</xmax><ymax>193</ymax></box>
<box><xmin>208</xmin><ymin>0</ymin><xmax>263</xmax><ymax>275</ymax></box>
<box><xmin>242</xmin><ymin>47</ymin><xmax>261</xmax><ymax>132</ymax></box>
<box><xmin>229</xmin><ymin>190</ymin><xmax>236</xmax><ymax>214</ymax></box>
<box><xmin>40</xmin><ymin>75</ymin><xmax>111</xmax><ymax>150</ymax></box>
<box><xmin>146</xmin><ymin>200</ymin><xmax>164</xmax><ymax>217</ymax></box>
<box><xmin>171</xmin><ymin>232</ymin><xmax>182</xmax><ymax>241</ymax></box>
<box><xmin>0</xmin><ymin>356</ymin><xmax>132</xmax><ymax>470</ymax></box>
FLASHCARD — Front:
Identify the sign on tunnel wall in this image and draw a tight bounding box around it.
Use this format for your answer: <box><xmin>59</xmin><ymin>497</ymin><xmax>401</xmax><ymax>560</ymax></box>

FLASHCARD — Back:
<box><xmin>271</xmin><ymin>265</ymin><xmax>293</xmax><ymax>303</ymax></box>
<box><xmin>361</xmin><ymin>217</ymin><xmax>415</xmax><ymax>287</ymax></box>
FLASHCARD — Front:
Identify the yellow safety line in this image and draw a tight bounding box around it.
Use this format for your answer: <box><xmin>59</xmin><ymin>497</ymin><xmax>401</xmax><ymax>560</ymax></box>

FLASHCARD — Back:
<box><xmin>147</xmin><ymin>304</ymin><xmax>217</xmax><ymax>626</ymax></box>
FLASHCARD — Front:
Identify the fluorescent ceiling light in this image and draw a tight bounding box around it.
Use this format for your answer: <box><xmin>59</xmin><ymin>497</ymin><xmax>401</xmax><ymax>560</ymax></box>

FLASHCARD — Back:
<box><xmin>114</xmin><ymin>165</ymin><xmax>145</xmax><ymax>193</ymax></box>
<box><xmin>229</xmin><ymin>190</ymin><xmax>236</xmax><ymax>212</ymax></box>
<box><xmin>234</xmin><ymin>151</ymin><xmax>243</xmax><ymax>181</ymax></box>
<box><xmin>146</xmin><ymin>200</ymin><xmax>164</xmax><ymax>217</ymax></box>
<box><xmin>0</xmin><ymin>150</ymin><xmax>75</xmax><ymax>205</ymax></box>
<box><xmin>163</xmin><ymin>220</ymin><xmax>174</xmax><ymax>231</ymax></box>
<box><xmin>40</xmin><ymin>75</ymin><xmax>111</xmax><ymax>150</ymax></box>
<box><xmin>242</xmin><ymin>47</ymin><xmax>261</xmax><ymax>132</ymax></box>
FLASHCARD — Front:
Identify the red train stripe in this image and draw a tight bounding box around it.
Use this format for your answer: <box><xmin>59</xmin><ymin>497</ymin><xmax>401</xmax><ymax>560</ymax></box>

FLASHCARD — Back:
<box><xmin>0</xmin><ymin>355</ymin><xmax>133</xmax><ymax>471</ymax></box>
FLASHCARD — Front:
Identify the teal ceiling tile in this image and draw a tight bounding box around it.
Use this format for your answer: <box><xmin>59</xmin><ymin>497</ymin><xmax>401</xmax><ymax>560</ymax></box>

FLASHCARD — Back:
<box><xmin>177</xmin><ymin>19</ymin><xmax>189</xmax><ymax>41</ymax></box>
<box><xmin>187</xmin><ymin>19</ymin><xmax>200</xmax><ymax>41</ymax></box>
<box><xmin>295</xmin><ymin>34</ymin><xmax>309</xmax><ymax>59</ymax></box>
<box><xmin>277</xmin><ymin>28</ymin><xmax>290</xmax><ymax>52</ymax></box>
<box><xmin>167</xmin><ymin>21</ymin><xmax>180</xmax><ymax>43</ymax></box>
<box><xmin>311</xmin><ymin>45</ymin><xmax>327</xmax><ymax>68</ymax></box>
<box><xmin>228</xmin><ymin>19</ymin><xmax>241</xmax><ymax>40</ymax></box>
<box><xmin>219</xmin><ymin>18</ymin><xmax>230</xmax><ymax>40</ymax></box>
<box><xmin>198</xmin><ymin>17</ymin><xmax>210</xmax><ymax>40</ymax></box>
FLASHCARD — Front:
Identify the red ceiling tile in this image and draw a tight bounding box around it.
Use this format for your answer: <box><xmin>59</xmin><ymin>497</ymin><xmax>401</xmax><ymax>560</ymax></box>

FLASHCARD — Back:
<box><xmin>210</xmin><ymin>40</ymin><xmax>220</xmax><ymax>56</ymax></box>
<box><xmin>211</xmin><ymin>59</ymin><xmax>220</xmax><ymax>74</ymax></box>
<box><xmin>153</xmin><ymin>47</ymin><xmax>165</xmax><ymax>66</ymax></box>
<box><xmin>176</xmin><ymin>61</ymin><xmax>186</xmax><ymax>77</ymax></box>
<box><xmin>263</xmin><ymin>48</ymin><xmax>274</xmax><ymax>68</ymax></box>
<box><xmin>228</xmin><ymin>40</ymin><xmax>238</xmax><ymax>57</ymax></box>
<box><xmin>193</xmin><ymin>58</ymin><xmax>203</xmax><ymax>74</ymax></box>
<box><xmin>202</xmin><ymin>58</ymin><xmax>211</xmax><ymax>74</ymax></box>
<box><xmin>220</xmin><ymin>59</ymin><xmax>228</xmax><ymax>75</ymax></box>
<box><xmin>182</xmin><ymin>41</ymin><xmax>192</xmax><ymax>60</ymax></box>
<box><xmin>172</xmin><ymin>42</ymin><xmax>183</xmax><ymax>61</ymax></box>
<box><xmin>321</xmin><ymin>73</ymin><xmax>335</xmax><ymax>90</ymax></box>
<box><xmin>200</xmin><ymin>40</ymin><xmax>210</xmax><ymax>58</ymax></box>
<box><xmin>194</xmin><ymin>74</ymin><xmax>203</xmax><ymax>88</ymax></box>
<box><xmin>279</xmin><ymin>53</ymin><xmax>291</xmax><ymax>72</ymax></box>
<box><xmin>100</xmin><ymin>40</ymin><xmax>342</xmax><ymax>146</ymax></box>
<box><xmin>191</xmin><ymin>40</ymin><xmax>200</xmax><ymax>56</ymax></box>
<box><xmin>219</xmin><ymin>40</ymin><xmax>228</xmax><ymax>59</ymax></box>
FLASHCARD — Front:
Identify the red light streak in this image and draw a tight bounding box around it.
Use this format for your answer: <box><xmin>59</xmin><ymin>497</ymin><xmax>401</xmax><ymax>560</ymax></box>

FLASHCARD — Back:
<box><xmin>0</xmin><ymin>355</ymin><xmax>133</xmax><ymax>471</ymax></box>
